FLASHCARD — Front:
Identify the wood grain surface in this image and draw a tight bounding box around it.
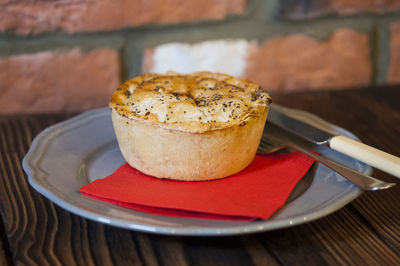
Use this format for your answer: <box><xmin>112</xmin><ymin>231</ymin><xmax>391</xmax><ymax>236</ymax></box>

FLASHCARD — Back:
<box><xmin>0</xmin><ymin>87</ymin><xmax>399</xmax><ymax>265</ymax></box>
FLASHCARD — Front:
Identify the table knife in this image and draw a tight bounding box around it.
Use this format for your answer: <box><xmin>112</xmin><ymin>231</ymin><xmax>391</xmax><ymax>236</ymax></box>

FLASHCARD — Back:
<box><xmin>267</xmin><ymin>106</ymin><xmax>400</xmax><ymax>178</ymax></box>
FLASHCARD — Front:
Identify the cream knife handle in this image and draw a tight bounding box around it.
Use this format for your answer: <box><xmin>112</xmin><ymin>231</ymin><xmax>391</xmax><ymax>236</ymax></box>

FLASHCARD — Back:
<box><xmin>329</xmin><ymin>135</ymin><xmax>400</xmax><ymax>178</ymax></box>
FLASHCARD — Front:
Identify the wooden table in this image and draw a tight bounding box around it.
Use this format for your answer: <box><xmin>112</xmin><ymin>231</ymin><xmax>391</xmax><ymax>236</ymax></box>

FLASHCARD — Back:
<box><xmin>1</xmin><ymin>86</ymin><xmax>399</xmax><ymax>265</ymax></box>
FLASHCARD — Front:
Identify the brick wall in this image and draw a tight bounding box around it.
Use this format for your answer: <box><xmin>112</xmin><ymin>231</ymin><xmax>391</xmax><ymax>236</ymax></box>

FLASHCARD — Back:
<box><xmin>1</xmin><ymin>0</ymin><xmax>400</xmax><ymax>114</ymax></box>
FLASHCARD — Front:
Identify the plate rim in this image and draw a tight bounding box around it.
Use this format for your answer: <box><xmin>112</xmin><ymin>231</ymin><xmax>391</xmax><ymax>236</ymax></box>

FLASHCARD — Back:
<box><xmin>22</xmin><ymin>106</ymin><xmax>369</xmax><ymax>236</ymax></box>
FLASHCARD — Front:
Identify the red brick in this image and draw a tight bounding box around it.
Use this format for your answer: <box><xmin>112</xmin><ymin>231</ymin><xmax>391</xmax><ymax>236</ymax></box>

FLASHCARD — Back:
<box><xmin>0</xmin><ymin>0</ymin><xmax>247</xmax><ymax>34</ymax></box>
<box><xmin>331</xmin><ymin>0</ymin><xmax>400</xmax><ymax>14</ymax></box>
<box><xmin>387</xmin><ymin>22</ymin><xmax>400</xmax><ymax>83</ymax></box>
<box><xmin>0</xmin><ymin>48</ymin><xmax>120</xmax><ymax>114</ymax></box>
<box><xmin>244</xmin><ymin>29</ymin><xmax>371</xmax><ymax>92</ymax></box>
<box><xmin>278</xmin><ymin>0</ymin><xmax>400</xmax><ymax>19</ymax></box>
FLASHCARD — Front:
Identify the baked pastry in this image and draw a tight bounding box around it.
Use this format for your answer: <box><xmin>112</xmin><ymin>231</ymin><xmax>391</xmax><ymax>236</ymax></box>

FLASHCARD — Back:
<box><xmin>110</xmin><ymin>71</ymin><xmax>272</xmax><ymax>181</ymax></box>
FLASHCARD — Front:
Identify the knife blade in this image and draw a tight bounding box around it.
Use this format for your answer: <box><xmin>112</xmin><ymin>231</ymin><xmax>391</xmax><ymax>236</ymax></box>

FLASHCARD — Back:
<box><xmin>267</xmin><ymin>105</ymin><xmax>400</xmax><ymax>179</ymax></box>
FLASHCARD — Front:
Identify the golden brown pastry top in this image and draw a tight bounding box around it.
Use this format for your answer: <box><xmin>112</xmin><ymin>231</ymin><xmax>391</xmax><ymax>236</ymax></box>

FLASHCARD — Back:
<box><xmin>110</xmin><ymin>71</ymin><xmax>272</xmax><ymax>133</ymax></box>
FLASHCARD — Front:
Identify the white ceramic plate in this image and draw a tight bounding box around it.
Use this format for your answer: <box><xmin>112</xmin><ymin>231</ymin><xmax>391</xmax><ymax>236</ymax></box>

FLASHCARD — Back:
<box><xmin>22</xmin><ymin>105</ymin><xmax>370</xmax><ymax>236</ymax></box>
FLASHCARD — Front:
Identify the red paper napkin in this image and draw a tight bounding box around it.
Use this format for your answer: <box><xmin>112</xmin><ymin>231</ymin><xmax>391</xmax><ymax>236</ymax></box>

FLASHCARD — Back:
<box><xmin>80</xmin><ymin>152</ymin><xmax>314</xmax><ymax>221</ymax></box>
